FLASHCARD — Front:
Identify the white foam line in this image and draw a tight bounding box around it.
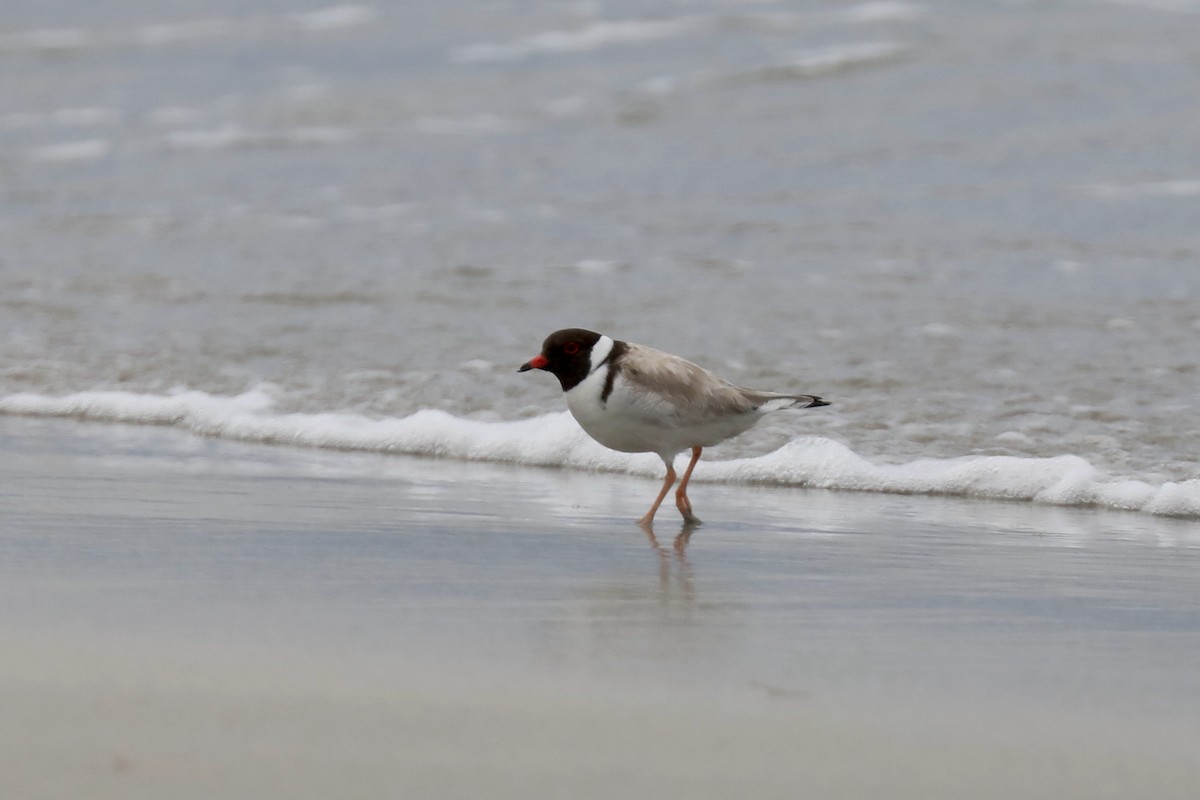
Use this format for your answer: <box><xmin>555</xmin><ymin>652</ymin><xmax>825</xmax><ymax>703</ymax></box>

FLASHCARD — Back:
<box><xmin>0</xmin><ymin>5</ymin><xmax>379</xmax><ymax>54</ymax></box>
<box><xmin>838</xmin><ymin>2</ymin><xmax>928</xmax><ymax>23</ymax></box>
<box><xmin>1100</xmin><ymin>0</ymin><xmax>1200</xmax><ymax>11</ymax></box>
<box><xmin>452</xmin><ymin>17</ymin><xmax>700</xmax><ymax>63</ymax></box>
<box><xmin>413</xmin><ymin>115</ymin><xmax>521</xmax><ymax>135</ymax></box>
<box><xmin>765</xmin><ymin>41</ymin><xmax>912</xmax><ymax>79</ymax></box>
<box><xmin>1083</xmin><ymin>180</ymin><xmax>1200</xmax><ymax>199</ymax></box>
<box><xmin>163</xmin><ymin>124</ymin><xmax>357</xmax><ymax>151</ymax></box>
<box><xmin>28</xmin><ymin>139</ymin><xmax>112</xmax><ymax>163</ymax></box>
<box><xmin>0</xmin><ymin>28</ymin><xmax>91</xmax><ymax>53</ymax></box>
<box><xmin>2</xmin><ymin>389</ymin><xmax>1197</xmax><ymax>519</ymax></box>
<box><xmin>289</xmin><ymin>5</ymin><xmax>377</xmax><ymax>31</ymax></box>
<box><xmin>136</xmin><ymin>19</ymin><xmax>234</xmax><ymax>46</ymax></box>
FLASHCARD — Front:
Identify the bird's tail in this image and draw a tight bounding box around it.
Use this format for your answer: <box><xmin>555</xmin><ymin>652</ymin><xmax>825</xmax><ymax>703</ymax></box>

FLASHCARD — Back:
<box><xmin>790</xmin><ymin>394</ymin><xmax>829</xmax><ymax>409</ymax></box>
<box><xmin>757</xmin><ymin>394</ymin><xmax>830</xmax><ymax>412</ymax></box>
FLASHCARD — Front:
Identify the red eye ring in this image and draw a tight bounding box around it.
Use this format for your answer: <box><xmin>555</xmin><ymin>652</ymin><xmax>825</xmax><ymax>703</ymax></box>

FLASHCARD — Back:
<box><xmin>563</xmin><ymin>342</ymin><xmax>580</xmax><ymax>355</ymax></box>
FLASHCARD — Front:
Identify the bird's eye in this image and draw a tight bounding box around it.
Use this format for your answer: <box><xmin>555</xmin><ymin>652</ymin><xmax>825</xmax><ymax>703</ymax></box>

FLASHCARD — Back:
<box><xmin>563</xmin><ymin>342</ymin><xmax>580</xmax><ymax>355</ymax></box>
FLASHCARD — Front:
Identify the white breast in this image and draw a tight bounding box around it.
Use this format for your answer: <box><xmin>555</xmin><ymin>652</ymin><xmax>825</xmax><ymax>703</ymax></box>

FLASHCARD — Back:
<box><xmin>563</xmin><ymin>337</ymin><xmax>762</xmax><ymax>459</ymax></box>
<box><xmin>564</xmin><ymin>336</ymin><xmax>646</xmax><ymax>452</ymax></box>
<box><xmin>566</xmin><ymin>369</ymin><xmax>677</xmax><ymax>456</ymax></box>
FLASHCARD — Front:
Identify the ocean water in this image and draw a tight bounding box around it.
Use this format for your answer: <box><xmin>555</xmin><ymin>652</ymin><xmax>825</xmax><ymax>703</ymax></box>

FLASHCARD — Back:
<box><xmin>2</xmin><ymin>0</ymin><xmax>1198</xmax><ymax>517</ymax></box>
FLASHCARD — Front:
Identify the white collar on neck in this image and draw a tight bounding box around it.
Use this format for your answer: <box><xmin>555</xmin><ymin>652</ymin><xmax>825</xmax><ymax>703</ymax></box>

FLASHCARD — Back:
<box><xmin>588</xmin><ymin>334</ymin><xmax>615</xmax><ymax>374</ymax></box>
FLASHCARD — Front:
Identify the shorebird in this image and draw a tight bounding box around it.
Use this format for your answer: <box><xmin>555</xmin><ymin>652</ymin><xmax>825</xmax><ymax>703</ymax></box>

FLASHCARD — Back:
<box><xmin>518</xmin><ymin>328</ymin><xmax>828</xmax><ymax>525</ymax></box>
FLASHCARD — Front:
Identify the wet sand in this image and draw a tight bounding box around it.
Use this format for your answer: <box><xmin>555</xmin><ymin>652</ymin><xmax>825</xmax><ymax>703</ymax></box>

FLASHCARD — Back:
<box><xmin>2</xmin><ymin>417</ymin><xmax>1199</xmax><ymax>799</ymax></box>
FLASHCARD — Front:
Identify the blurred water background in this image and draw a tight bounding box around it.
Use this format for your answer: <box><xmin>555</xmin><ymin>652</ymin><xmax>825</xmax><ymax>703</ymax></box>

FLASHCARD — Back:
<box><xmin>2</xmin><ymin>0</ymin><xmax>1198</xmax><ymax>510</ymax></box>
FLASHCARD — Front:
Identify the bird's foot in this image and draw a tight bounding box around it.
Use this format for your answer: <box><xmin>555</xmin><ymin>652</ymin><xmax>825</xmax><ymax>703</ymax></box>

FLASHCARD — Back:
<box><xmin>675</xmin><ymin>494</ymin><xmax>700</xmax><ymax>526</ymax></box>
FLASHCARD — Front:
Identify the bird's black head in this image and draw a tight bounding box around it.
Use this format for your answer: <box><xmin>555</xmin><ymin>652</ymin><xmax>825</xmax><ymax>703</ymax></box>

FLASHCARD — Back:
<box><xmin>517</xmin><ymin>328</ymin><xmax>603</xmax><ymax>391</ymax></box>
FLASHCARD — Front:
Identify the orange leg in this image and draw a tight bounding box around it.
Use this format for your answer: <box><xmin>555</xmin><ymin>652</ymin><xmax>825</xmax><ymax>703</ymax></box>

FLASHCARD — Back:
<box><xmin>638</xmin><ymin>463</ymin><xmax>677</xmax><ymax>527</ymax></box>
<box><xmin>674</xmin><ymin>446</ymin><xmax>703</xmax><ymax>525</ymax></box>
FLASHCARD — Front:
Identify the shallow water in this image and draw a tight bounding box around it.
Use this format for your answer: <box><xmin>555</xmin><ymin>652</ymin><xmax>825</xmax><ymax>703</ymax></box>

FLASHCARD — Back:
<box><xmin>2</xmin><ymin>417</ymin><xmax>1199</xmax><ymax>798</ymax></box>
<box><xmin>2</xmin><ymin>0</ymin><xmax>1198</xmax><ymax>512</ymax></box>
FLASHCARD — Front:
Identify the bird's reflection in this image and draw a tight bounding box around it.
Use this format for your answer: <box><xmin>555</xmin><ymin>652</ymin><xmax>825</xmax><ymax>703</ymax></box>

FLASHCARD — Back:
<box><xmin>530</xmin><ymin>519</ymin><xmax>747</xmax><ymax>670</ymax></box>
<box><xmin>639</xmin><ymin>519</ymin><xmax>698</xmax><ymax>600</ymax></box>
<box><xmin>639</xmin><ymin>519</ymin><xmax>697</xmax><ymax>557</ymax></box>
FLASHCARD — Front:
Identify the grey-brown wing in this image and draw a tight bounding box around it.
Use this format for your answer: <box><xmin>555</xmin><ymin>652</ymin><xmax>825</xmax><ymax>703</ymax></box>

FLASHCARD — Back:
<box><xmin>617</xmin><ymin>343</ymin><xmax>760</xmax><ymax>422</ymax></box>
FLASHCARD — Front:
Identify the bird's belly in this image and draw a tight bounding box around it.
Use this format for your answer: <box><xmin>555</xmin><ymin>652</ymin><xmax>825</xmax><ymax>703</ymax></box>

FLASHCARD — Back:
<box><xmin>567</xmin><ymin>401</ymin><xmax>666</xmax><ymax>454</ymax></box>
<box><xmin>566</xmin><ymin>386</ymin><xmax>760</xmax><ymax>457</ymax></box>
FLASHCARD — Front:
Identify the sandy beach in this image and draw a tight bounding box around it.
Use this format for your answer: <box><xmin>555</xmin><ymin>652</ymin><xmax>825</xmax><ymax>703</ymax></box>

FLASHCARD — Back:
<box><xmin>2</xmin><ymin>416</ymin><xmax>1198</xmax><ymax>799</ymax></box>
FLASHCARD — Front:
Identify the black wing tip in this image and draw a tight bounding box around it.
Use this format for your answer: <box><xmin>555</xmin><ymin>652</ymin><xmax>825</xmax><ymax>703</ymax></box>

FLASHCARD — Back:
<box><xmin>805</xmin><ymin>396</ymin><xmax>831</xmax><ymax>408</ymax></box>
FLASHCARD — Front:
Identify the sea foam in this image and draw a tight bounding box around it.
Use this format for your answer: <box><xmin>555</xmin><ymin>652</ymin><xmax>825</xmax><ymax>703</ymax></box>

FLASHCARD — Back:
<box><xmin>0</xmin><ymin>6</ymin><xmax>377</xmax><ymax>54</ymax></box>
<box><xmin>1</xmin><ymin>389</ymin><xmax>1197</xmax><ymax>519</ymax></box>
<box><xmin>451</xmin><ymin>18</ymin><xmax>699</xmax><ymax>63</ymax></box>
